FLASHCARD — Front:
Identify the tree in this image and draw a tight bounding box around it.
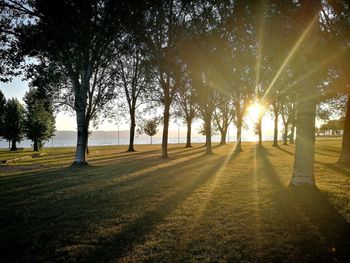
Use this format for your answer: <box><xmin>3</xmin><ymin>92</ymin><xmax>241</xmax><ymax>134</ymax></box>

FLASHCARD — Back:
<box><xmin>23</xmin><ymin>87</ymin><xmax>55</xmax><ymax>151</ymax></box>
<box><xmin>320</xmin><ymin>1</ymin><xmax>350</xmax><ymax>167</ymax></box>
<box><xmin>140</xmin><ymin>118</ymin><xmax>159</xmax><ymax>145</ymax></box>
<box><xmin>290</xmin><ymin>0</ymin><xmax>321</xmax><ymax>187</ymax></box>
<box><xmin>3</xmin><ymin>98</ymin><xmax>24</xmax><ymax>151</ymax></box>
<box><xmin>115</xmin><ymin>44</ymin><xmax>154</xmax><ymax>152</ymax></box>
<box><xmin>213</xmin><ymin>95</ymin><xmax>234</xmax><ymax>145</ymax></box>
<box><xmin>0</xmin><ymin>90</ymin><xmax>6</xmax><ymax>138</ymax></box>
<box><xmin>2</xmin><ymin>0</ymin><xmax>143</xmax><ymax>165</ymax></box>
<box><xmin>173</xmin><ymin>68</ymin><xmax>197</xmax><ymax>148</ymax></box>
<box><xmin>138</xmin><ymin>0</ymin><xmax>188</xmax><ymax>158</ymax></box>
<box><xmin>280</xmin><ymin>93</ymin><xmax>297</xmax><ymax>145</ymax></box>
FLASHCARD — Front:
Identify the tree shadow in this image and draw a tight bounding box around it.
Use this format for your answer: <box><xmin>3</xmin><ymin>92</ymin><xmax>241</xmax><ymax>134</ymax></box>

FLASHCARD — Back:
<box><xmin>84</xmin><ymin>153</ymin><xmax>232</xmax><ymax>262</ymax></box>
<box><xmin>255</xmin><ymin>147</ymin><xmax>350</xmax><ymax>262</ymax></box>
<box><xmin>276</xmin><ymin>145</ymin><xmax>295</xmax><ymax>156</ymax></box>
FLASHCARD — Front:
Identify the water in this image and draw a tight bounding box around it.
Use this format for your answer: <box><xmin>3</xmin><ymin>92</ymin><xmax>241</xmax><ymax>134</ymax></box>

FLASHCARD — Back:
<box><xmin>0</xmin><ymin>135</ymin><xmax>275</xmax><ymax>149</ymax></box>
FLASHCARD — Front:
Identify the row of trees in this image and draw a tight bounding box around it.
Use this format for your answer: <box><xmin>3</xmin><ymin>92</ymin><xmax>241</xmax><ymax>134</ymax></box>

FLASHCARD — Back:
<box><xmin>0</xmin><ymin>1</ymin><xmax>349</xmax><ymax>186</ymax></box>
<box><xmin>0</xmin><ymin>89</ymin><xmax>55</xmax><ymax>151</ymax></box>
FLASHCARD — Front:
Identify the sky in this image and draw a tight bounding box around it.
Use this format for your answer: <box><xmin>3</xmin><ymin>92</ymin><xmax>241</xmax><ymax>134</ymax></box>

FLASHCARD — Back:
<box><xmin>0</xmin><ymin>75</ymin><xmax>280</xmax><ymax>140</ymax></box>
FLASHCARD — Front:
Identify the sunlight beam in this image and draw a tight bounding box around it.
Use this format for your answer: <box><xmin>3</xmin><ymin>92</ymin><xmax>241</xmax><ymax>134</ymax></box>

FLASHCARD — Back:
<box><xmin>262</xmin><ymin>13</ymin><xmax>319</xmax><ymax>102</ymax></box>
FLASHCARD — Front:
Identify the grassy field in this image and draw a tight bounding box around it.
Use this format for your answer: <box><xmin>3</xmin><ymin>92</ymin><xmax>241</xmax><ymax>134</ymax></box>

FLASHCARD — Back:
<box><xmin>0</xmin><ymin>140</ymin><xmax>349</xmax><ymax>262</ymax></box>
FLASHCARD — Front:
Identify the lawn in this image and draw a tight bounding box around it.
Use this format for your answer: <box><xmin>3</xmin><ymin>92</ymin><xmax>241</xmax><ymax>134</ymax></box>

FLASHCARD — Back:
<box><xmin>0</xmin><ymin>140</ymin><xmax>349</xmax><ymax>262</ymax></box>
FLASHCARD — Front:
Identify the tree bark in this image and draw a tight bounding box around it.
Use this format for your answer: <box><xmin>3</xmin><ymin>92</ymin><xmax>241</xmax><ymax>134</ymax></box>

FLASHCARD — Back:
<box><xmin>185</xmin><ymin>119</ymin><xmax>192</xmax><ymax>148</ymax></box>
<box><xmin>10</xmin><ymin>139</ymin><xmax>17</xmax><ymax>151</ymax></box>
<box><xmin>339</xmin><ymin>94</ymin><xmax>350</xmax><ymax>167</ymax></box>
<box><xmin>257</xmin><ymin>117</ymin><xmax>263</xmax><ymax>147</ymax></box>
<box><xmin>205</xmin><ymin>114</ymin><xmax>212</xmax><ymax>154</ymax></box>
<box><xmin>290</xmin><ymin>0</ymin><xmax>319</xmax><ymax>187</ymax></box>
<box><xmin>128</xmin><ymin>108</ymin><xmax>136</xmax><ymax>152</ymax></box>
<box><xmin>283</xmin><ymin>128</ymin><xmax>288</xmax><ymax>145</ymax></box>
<box><xmin>73</xmin><ymin>109</ymin><xmax>89</xmax><ymax>166</ymax></box>
<box><xmin>235</xmin><ymin>115</ymin><xmax>243</xmax><ymax>152</ymax></box>
<box><xmin>162</xmin><ymin>99</ymin><xmax>170</xmax><ymax>158</ymax></box>
<box><xmin>33</xmin><ymin>139</ymin><xmax>39</xmax><ymax>151</ymax></box>
<box><xmin>219</xmin><ymin>127</ymin><xmax>227</xmax><ymax>145</ymax></box>
<box><xmin>273</xmin><ymin>111</ymin><xmax>278</xmax><ymax>146</ymax></box>
<box><xmin>290</xmin><ymin>121</ymin><xmax>295</xmax><ymax>144</ymax></box>
<box><xmin>291</xmin><ymin>90</ymin><xmax>316</xmax><ymax>186</ymax></box>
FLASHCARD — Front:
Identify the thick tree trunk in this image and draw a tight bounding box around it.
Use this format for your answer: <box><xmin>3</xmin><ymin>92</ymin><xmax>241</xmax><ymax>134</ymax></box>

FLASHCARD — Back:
<box><xmin>291</xmin><ymin>91</ymin><xmax>316</xmax><ymax>186</ymax></box>
<box><xmin>205</xmin><ymin>115</ymin><xmax>212</xmax><ymax>154</ymax></box>
<box><xmin>219</xmin><ymin>128</ymin><xmax>227</xmax><ymax>145</ymax></box>
<box><xmin>290</xmin><ymin>0</ymin><xmax>319</xmax><ymax>187</ymax></box>
<box><xmin>162</xmin><ymin>100</ymin><xmax>170</xmax><ymax>158</ymax></box>
<box><xmin>10</xmin><ymin>139</ymin><xmax>17</xmax><ymax>151</ymax></box>
<box><xmin>33</xmin><ymin>139</ymin><xmax>39</xmax><ymax>151</ymax></box>
<box><xmin>235</xmin><ymin>116</ymin><xmax>243</xmax><ymax>152</ymax></box>
<box><xmin>339</xmin><ymin>94</ymin><xmax>350</xmax><ymax>167</ymax></box>
<box><xmin>185</xmin><ymin>119</ymin><xmax>192</xmax><ymax>148</ymax></box>
<box><xmin>128</xmin><ymin>109</ymin><xmax>136</xmax><ymax>152</ymax></box>
<box><xmin>73</xmin><ymin>109</ymin><xmax>89</xmax><ymax>166</ymax></box>
<box><xmin>273</xmin><ymin>112</ymin><xmax>278</xmax><ymax>146</ymax></box>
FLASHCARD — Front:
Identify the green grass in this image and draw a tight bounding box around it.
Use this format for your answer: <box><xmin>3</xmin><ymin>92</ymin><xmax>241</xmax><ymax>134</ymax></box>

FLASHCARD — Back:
<box><xmin>0</xmin><ymin>141</ymin><xmax>349</xmax><ymax>262</ymax></box>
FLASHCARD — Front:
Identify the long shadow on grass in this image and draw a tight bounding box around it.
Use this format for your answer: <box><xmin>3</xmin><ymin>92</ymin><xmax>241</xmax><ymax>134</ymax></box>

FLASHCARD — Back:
<box><xmin>276</xmin><ymin>145</ymin><xmax>295</xmax><ymax>156</ymax></box>
<box><xmin>0</xmin><ymin>147</ymin><xmax>208</xmax><ymax>204</ymax></box>
<box><xmin>256</xmin><ymin>147</ymin><xmax>350</xmax><ymax>262</ymax></box>
<box><xmin>84</xmin><ymin>152</ymin><xmax>234</xmax><ymax>262</ymax></box>
<box><xmin>315</xmin><ymin>160</ymin><xmax>350</xmax><ymax>177</ymax></box>
<box><xmin>0</xmin><ymin>147</ymin><xmax>218</xmax><ymax>262</ymax></box>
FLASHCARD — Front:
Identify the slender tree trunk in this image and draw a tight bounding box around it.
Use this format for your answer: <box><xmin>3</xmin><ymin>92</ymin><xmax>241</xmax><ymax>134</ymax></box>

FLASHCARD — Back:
<box><xmin>128</xmin><ymin>108</ymin><xmax>136</xmax><ymax>152</ymax></box>
<box><xmin>10</xmin><ymin>139</ymin><xmax>17</xmax><ymax>151</ymax></box>
<box><xmin>185</xmin><ymin>119</ymin><xmax>192</xmax><ymax>148</ymax></box>
<box><xmin>273</xmin><ymin>111</ymin><xmax>278</xmax><ymax>146</ymax></box>
<box><xmin>257</xmin><ymin>117</ymin><xmax>263</xmax><ymax>147</ymax></box>
<box><xmin>339</xmin><ymin>94</ymin><xmax>350</xmax><ymax>167</ymax></box>
<box><xmin>162</xmin><ymin>99</ymin><xmax>170</xmax><ymax>158</ymax></box>
<box><xmin>290</xmin><ymin>121</ymin><xmax>295</xmax><ymax>144</ymax></box>
<box><xmin>235</xmin><ymin>115</ymin><xmax>243</xmax><ymax>153</ymax></box>
<box><xmin>205</xmin><ymin>114</ymin><xmax>212</xmax><ymax>154</ymax></box>
<box><xmin>283</xmin><ymin>127</ymin><xmax>288</xmax><ymax>145</ymax></box>
<box><xmin>150</xmin><ymin>135</ymin><xmax>152</xmax><ymax>145</ymax></box>
<box><xmin>33</xmin><ymin>139</ymin><xmax>39</xmax><ymax>151</ymax></box>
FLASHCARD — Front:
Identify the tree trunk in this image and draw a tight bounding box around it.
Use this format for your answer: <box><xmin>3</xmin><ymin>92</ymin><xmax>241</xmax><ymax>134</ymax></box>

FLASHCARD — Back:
<box><xmin>219</xmin><ymin>127</ymin><xmax>227</xmax><ymax>145</ymax></box>
<box><xmin>73</xmin><ymin>109</ymin><xmax>89</xmax><ymax>166</ymax></box>
<box><xmin>10</xmin><ymin>139</ymin><xmax>17</xmax><ymax>151</ymax></box>
<box><xmin>290</xmin><ymin>121</ymin><xmax>295</xmax><ymax>144</ymax></box>
<box><xmin>290</xmin><ymin>0</ymin><xmax>319</xmax><ymax>187</ymax></box>
<box><xmin>33</xmin><ymin>139</ymin><xmax>39</xmax><ymax>151</ymax></box>
<box><xmin>128</xmin><ymin>108</ymin><xmax>136</xmax><ymax>152</ymax></box>
<box><xmin>257</xmin><ymin>117</ymin><xmax>263</xmax><ymax>147</ymax></box>
<box><xmin>291</xmin><ymin>90</ymin><xmax>316</xmax><ymax>186</ymax></box>
<box><xmin>339</xmin><ymin>94</ymin><xmax>350</xmax><ymax>167</ymax></box>
<box><xmin>162</xmin><ymin>100</ymin><xmax>170</xmax><ymax>158</ymax></box>
<box><xmin>235</xmin><ymin>115</ymin><xmax>243</xmax><ymax>153</ymax></box>
<box><xmin>150</xmin><ymin>135</ymin><xmax>152</xmax><ymax>145</ymax></box>
<box><xmin>283</xmin><ymin>127</ymin><xmax>288</xmax><ymax>145</ymax></box>
<box><xmin>273</xmin><ymin>112</ymin><xmax>278</xmax><ymax>146</ymax></box>
<box><xmin>205</xmin><ymin>114</ymin><xmax>212</xmax><ymax>154</ymax></box>
<box><xmin>185</xmin><ymin>119</ymin><xmax>192</xmax><ymax>148</ymax></box>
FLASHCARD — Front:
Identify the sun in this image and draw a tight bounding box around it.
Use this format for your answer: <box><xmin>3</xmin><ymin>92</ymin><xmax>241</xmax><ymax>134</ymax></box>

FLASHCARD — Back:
<box><xmin>247</xmin><ymin>103</ymin><xmax>263</xmax><ymax>120</ymax></box>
